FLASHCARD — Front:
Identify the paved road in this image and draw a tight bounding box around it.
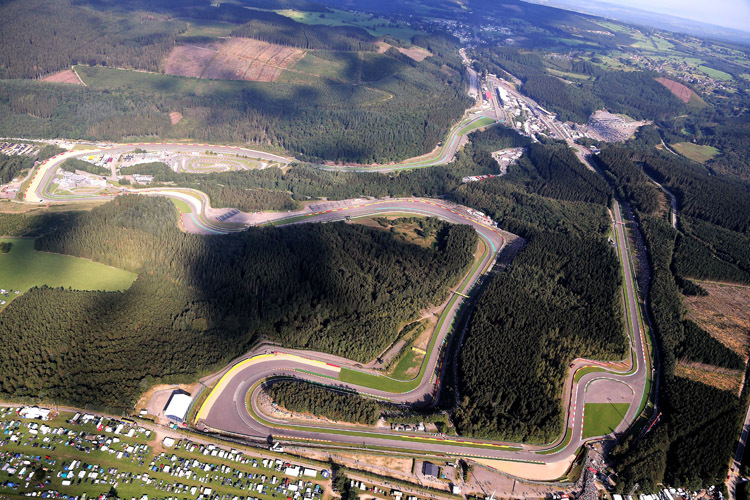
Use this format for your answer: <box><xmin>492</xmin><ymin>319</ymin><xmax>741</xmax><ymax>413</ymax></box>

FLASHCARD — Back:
<box><xmin>25</xmin><ymin>143</ymin><xmax>292</xmax><ymax>204</ymax></box>
<box><xmin>21</xmin><ymin>137</ymin><xmax>650</xmax><ymax>465</ymax></box>
<box><xmin>191</xmin><ymin>196</ymin><xmax>648</xmax><ymax>465</ymax></box>
<box><xmin>643</xmin><ymin>171</ymin><xmax>678</xmax><ymax>229</ymax></box>
<box><xmin>309</xmin><ymin>112</ymin><xmax>495</xmax><ymax>173</ymax></box>
<box><xmin>18</xmin><ymin>86</ymin><xmax>650</xmax><ymax>465</ymax></box>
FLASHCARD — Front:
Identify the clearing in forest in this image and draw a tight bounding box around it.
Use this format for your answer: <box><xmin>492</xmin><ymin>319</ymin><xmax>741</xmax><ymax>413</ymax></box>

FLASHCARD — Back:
<box><xmin>675</xmin><ymin>361</ymin><xmax>743</xmax><ymax>394</ymax></box>
<box><xmin>41</xmin><ymin>69</ymin><xmax>84</xmax><ymax>85</ymax></box>
<box><xmin>671</xmin><ymin>142</ymin><xmax>719</xmax><ymax>163</ymax></box>
<box><xmin>163</xmin><ymin>38</ymin><xmax>305</xmax><ymax>82</ymax></box>
<box><xmin>683</xmin><ymin>281</ymin><xmax>750</xmax><ymax>359</ymax></box>
<box><xmin>377</xmin><ymin>42</ymin><xmax>431</xmax><ymax>61</ymax></box>
<box><xmin>0</xmin><ymin>238</ymin><xmax>136</xmax><ymax>308</ymax></box>
<box><xmin>655</xmin><ymin>77</ymin><xmax>706</xmax><ymax>107</ymax></box>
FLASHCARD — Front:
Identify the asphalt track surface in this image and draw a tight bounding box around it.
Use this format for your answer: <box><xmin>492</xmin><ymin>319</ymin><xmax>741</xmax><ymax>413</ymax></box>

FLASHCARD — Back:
<box><xmin>186</xmin><ymin>197</ymin><xmax>647</xmax><ymax>465</ymax></box>
<box><xmin>23</xmin><ymin>139</ymin><xmax>649</xmax><ymax>465</ymax></box>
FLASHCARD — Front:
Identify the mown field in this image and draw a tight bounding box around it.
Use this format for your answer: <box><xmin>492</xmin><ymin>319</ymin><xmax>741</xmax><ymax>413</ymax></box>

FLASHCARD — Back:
<box><xmin>582</xmin><ymin>403</ymin><xmax>629</xmax><ymax>439</ymax></box>
<box><xmin>0</xmin><ymin>238</ymin><xmax>136</xmax><ymax>306</ymax></box>
<box><xmin>671</xmin><ymin>142</ymin><xmax>720</xmax><ymax>163</ymax></box>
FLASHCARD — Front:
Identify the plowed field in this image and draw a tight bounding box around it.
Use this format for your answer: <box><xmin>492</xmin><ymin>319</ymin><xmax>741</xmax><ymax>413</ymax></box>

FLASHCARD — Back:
<box><xmin>163</xmin><ymin>38</ymin><xmax>304</xmax><ymax>82</ymax></box>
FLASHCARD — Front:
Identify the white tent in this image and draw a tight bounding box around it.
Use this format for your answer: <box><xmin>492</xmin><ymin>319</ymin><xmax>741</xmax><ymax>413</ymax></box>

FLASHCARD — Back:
<box><xmin>163</xmin><ymin>391</ymin><xmax>192</xmax><ymax>423</ymax></box>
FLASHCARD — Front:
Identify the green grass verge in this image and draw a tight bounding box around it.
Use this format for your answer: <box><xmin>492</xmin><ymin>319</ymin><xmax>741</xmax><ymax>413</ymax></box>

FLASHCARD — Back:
<box><xmin>537</xmin><ymin>428</ymin><xmax>573</xmax><ymax>455</ymax></box>
<box><xmin>336</xmin><ymin>236</ymin><xmax>489</xmax><ymax>393</ymax></box>
<box><xmin>389</xmin><ymin>348</ymin><xmax>423</xmax><ymax>381</ymax></box>
<box><xmin>0</xmin><ymin>238</ymin><xmax>136</xmax><ymax>307</ymax></box>
<box><xmin>171</xmin><ymin>198</ymin><xmax>193</xmax><ymax>214</ymax></box>
<box><xmin>582</xmin><ymin>403</ymin><xmax>629</xmax><ymax>439</ymax></box>
<box><xmin>574</xmin><ymin>366</ymin><xmax>606</xmax><ymax>383</ymax></box>
<box><xmin>458</xmin><ymin>116</ymin><xmax>495</xmax><ymax>136</ymax></box>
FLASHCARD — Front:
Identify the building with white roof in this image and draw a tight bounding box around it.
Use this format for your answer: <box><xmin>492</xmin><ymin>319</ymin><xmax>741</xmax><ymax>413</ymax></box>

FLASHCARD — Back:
<box><xmin>163</xmin><ymin>390</ymin><xmax>192</xmax><ymax>423</ymax></box>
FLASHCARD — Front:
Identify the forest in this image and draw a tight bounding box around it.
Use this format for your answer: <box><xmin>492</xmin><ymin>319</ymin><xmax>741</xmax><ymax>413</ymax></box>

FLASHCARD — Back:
<box><xmin>466</xmin><ymin>125</ymin><xmax>531</xmax><ymax>152</ymax></box>
<box><xmin>231</xmin><ymin>11</ymin><xmax>378</xmax><ymax>51</ymax></box>
<box><xmin>124</xmin><ymin>144</ymin><xmax>499</xmax><ymax>211</ymax></box>
<box><xmin>445</xmin><ymin>141</ymin><xmax>621</xmax><ymax>442</ymax></box>
<box><xmin>0</xmin><ymin>56</ymin><xmax>470</xmax><ymax>164</ymax></box>
<box><xmin>265</xmin><ymin>379</ymin><xmax>382</xmax><ymax>425</ymax></box>
<box><xmin>0</xmin><ymin>0</ymin><xmax>182</xmax><ymax>79</ymax></box>
<box><xmin>0</xmin><ymin>196</ymin><xmax>476</xmax><ymax>409</ymax></box>
<box><xmin>596</xmin><ymin>147</ymin><xmax>750</xmax><ymax>285</ymax></box>
<box><xmin>0</xmin><ymin>0</ymin><xmax>471</xmax><ymax>164</ymax></box>
<box><xmin>0</xmin><ymin>154</ymin><xmax>33</xmax><ymax>184</ymax></box>
<box><xmin>454</xmin><ymin>226</ymin><xmax>624</xmax><ymax>443</ymax></box>
<box><xmin>0</xmin><ymin>145</ymin><xmax>63</xmax><ymax>184</ymax></box>
<box><xmin>596</xmin><ymin>145</ymin><xmax>745</xmax><ymax>489</ymax></box>
<box><xmin>504</xmin><ymin>141</ymin><xmax>612</xmax><ymax>205</ymax></box>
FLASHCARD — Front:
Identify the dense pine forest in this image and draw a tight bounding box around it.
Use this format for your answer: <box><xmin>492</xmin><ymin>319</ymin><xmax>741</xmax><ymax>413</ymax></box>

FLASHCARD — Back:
<box><xmin>451</xmin><ymin>170</ymin><xmax>622</xmax><ymax>442</ymax></box>
<box><xmin>0</xmin><ymin>145</ymin><xmax>64</xmax><ymax>184</ymax></box>
<box><xmin>0</xmin><ymin>196</ymin><xmax>476</xmax><ymax>409</ymax></box>
<box><xmin>0</xmin><ymin>0</ymin><xmax>472</xmax><ymax>164</ymax></box>
<box><xmin>455</xmin><ymin>230</ymin><xmax>624</xmax><ymax>443</ymax></box>
<box><xmin>595</xmin><ymin>147</ymin><xmax>746</xmax><ymax>489</ymax></box>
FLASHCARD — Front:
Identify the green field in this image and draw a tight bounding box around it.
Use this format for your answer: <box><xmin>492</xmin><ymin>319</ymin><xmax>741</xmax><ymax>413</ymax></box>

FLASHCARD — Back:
<box><xmin>287</xmin><ymin>50</ymin><xmax>359</xmax><ymax>82</ymax></box>
<box><xmin>0</xmin><ymin>238</ymin><xmax>136</xmax><ymax>308</ymax></box>
<box><xmin>699</xmin><ymin>65</ymin><xmax>733</xmax><ymax>81</ymax></box>
<box><xmin>671</xmin><ymin>142</ymin><xmax>720</xmax><ymax>163</ymax></box>
<box><xmin>582</xmin><ymin>403</ymin><xmax>630</xmax><ymax>439</ymax></box>
<box><xmin>458</xmin><ymin>117</ymin><xmax>496</xmax><ymax>136</ymax></box>
<box><xmin>177</xmin><ymin>17</ymin><xmax>234</xmax><ymax>38</ymax></box>
<box><xmin>573</xmin><ymin>366</ymin><xmax>606</xmax><ymax>383</ymax></box>
<box><xmin>389</xmin><ymin>348</ymin><xmax>424</xmax><ymax>381</ymax></box>
<box><xmin>537</xmin><ymin>428</ymin><xmax>573</xmax><ymax>455</ymax></box>
<box><xmin>273</xmin><ymin>8</ymin><xmax>420</xmax><ymax>40</ymax></box>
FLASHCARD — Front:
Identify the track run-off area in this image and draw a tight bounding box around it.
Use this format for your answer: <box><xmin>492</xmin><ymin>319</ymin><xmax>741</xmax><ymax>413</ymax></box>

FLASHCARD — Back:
<box><xmin>17</xmin><ymin>108</ymin><xmax>652</xmax><ymax>476</ymax></box>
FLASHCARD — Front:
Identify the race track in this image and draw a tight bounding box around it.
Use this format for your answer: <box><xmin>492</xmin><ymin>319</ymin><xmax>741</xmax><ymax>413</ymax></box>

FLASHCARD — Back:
<box><xmin>21</xmin><ymin>139</ymin><xmax>650</xmax><ymax>469</ymax></box>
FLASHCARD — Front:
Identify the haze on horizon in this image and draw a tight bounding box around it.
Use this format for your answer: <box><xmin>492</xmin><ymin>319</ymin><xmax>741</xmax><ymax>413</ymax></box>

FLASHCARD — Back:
<box><xmin>580</xmin><ymin>0</ymin><xmax>750</xmax><ymax>32</ymax></box>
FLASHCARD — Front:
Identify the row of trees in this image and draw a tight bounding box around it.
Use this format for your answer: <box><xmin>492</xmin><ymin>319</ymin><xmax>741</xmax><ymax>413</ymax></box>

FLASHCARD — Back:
<box><xmin>265</xmin><ymin>379</ymin><xmax>382</xmax><ymax>425</ymax></box>
<box><xmin>61</xmin><ymin>158</ymin><xmax>109</xmax><ymax>176</ymax></box>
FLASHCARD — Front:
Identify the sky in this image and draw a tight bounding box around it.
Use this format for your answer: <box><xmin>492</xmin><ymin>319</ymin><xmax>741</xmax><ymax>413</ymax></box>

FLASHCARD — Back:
<box><xmin>598</xmin><ymin>0</ymin><xmax>750</xmax><ymax>32</ymax></box>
